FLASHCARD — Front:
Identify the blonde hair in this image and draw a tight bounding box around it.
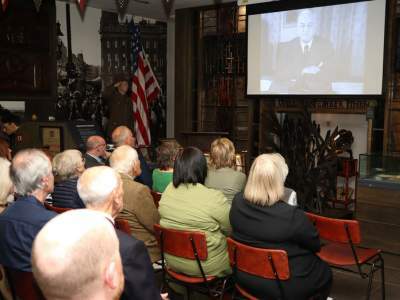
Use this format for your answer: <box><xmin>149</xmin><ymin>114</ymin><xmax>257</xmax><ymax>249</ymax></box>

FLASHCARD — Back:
<box><xmin>209</xmin><ymin>138</ymin><xmax>236</xmax><ymax>169</ymax></box>
<box><xmin>0</xmin><ymin>158</ymin><xmax>12</xmax><ymax>205</ymax></box>
<box><xmin>244</xmin><ymin>153</ymin><xmax>288</xmax><ymax>206</ymax></box>
<box><xmin>52</xmin><ymin>150</ymin><xmax>83</xmax><ymax>181</ymax></box>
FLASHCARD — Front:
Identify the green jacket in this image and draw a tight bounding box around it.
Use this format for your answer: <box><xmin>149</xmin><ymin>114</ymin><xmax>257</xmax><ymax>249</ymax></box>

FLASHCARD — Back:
<box><xmin>159</xmin><ymin>183</ymin><xmax>232</xmax><ymax>277</ymax></box>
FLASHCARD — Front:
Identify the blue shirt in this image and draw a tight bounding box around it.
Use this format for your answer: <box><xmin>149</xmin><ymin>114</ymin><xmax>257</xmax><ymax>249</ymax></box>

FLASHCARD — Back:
<box><xmin>0</xmin><ymin>195</ymin><xmax>57</xmax><ymax>271</ymax></box>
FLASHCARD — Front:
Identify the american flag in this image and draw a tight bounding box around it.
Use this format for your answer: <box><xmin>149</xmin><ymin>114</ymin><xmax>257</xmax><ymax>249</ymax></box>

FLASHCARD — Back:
<box><xmin>130</xmin><ymin>24</ymin><xmax>161</xmax><ymax>147</ymax></box>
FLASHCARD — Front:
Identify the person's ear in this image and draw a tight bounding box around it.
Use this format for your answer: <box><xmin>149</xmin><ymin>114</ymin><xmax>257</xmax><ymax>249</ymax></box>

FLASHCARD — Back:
<box><xmin>104</xmin><ymin>260</ymin><xmax>118</xmax><ymax>289</ymax></box>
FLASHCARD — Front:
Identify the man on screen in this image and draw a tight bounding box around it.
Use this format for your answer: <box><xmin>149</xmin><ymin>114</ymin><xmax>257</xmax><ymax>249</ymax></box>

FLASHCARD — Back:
<box><xmin>274</xmin><ymin>9</ymin><xmax>334</xmax><ymax>93</ymax></box>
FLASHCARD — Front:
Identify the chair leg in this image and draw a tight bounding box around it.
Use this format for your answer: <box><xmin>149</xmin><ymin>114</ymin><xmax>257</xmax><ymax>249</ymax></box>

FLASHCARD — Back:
<box><xmin>379</xmin><ymin>256</ymin><xmax>385</xmax><ymax>300</ymax></box>
<box><xmin>366</xmin><ymin>262</ymin><xmax>377</xmax><ymax>300</ymax></box>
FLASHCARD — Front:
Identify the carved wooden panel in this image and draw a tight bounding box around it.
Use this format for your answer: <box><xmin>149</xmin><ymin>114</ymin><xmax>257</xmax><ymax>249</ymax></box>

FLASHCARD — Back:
<box><xmin>0</xmin><ymin>0</ymin><xmax>56</xmax><ymax>100</ymax></box>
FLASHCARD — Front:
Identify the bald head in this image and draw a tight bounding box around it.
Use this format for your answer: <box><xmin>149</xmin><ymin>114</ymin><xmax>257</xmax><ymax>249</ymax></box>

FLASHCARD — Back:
<box><xmin>111</xmin><ymin>126</ymin><xmax>136</xmax><ymax>148</ymax></box>
<box><xmin>78</xmin><ymin>166</ymin><xmax>123</xmax><ymax>217</ymax></box>
<box><xmin>32</xmin><ymin>209</ymin><xmax>124</xmax><ymax>300</ymax></box>
<box><xmin>297</xmin><ymin>9</ymin><xmax>315</xmax><ymax>44</ymax></box>
<box><xmin>86</xmin><ymin>135</ymin><xmax>106</xmax><ymax>157</ymax></box>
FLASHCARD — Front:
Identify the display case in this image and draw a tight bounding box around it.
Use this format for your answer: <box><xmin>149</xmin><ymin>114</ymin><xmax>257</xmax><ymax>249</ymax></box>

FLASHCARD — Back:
<box><xmin>359</xmin><ymin>154</ymin><xmax>400</xmax><ymax>189</ymax></box>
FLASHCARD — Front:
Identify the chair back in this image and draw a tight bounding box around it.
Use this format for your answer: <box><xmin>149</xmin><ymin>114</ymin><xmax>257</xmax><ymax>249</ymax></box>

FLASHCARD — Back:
<box><xmin>226</xmin><ymin>238</ymin><xmax>290</xmax><ymax>281</ymax></box>
<box><xmin>5</xmin><ymin>267</ymin><xmax>45</xmax><ymax>300</ymax></box>
<box><xmin>151</xmin><ymin>190</ymin><xmax>162</xmax><ymax>208</ymax></box>
<box><xmin>305</xmin><ymin>212</ymin><xmax>361</xmax><ymax>244</ymax></box>
<box><xmin>44</xmin><ymin>202</ymin><xmax>71</xmax><ymax>214</ymax></box>
<box><xmin>115</xmin><ymin>218</ymin><xmax>132</xmax><ymax>235</ymax></box>
<box><xmin>154</xmin><ymin>224</ymin><xmax>208</xmax><ymax>261</ymax></box>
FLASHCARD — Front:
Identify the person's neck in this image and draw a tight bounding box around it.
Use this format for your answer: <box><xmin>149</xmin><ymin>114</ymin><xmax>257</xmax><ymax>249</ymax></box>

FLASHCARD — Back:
<box><xmin>89</xmin><ymin>205</ymin><xmax>116</xmax><ymax>220</ymax></box>
<box><xmin>87</xmin><ymin>151</ymin><xmax>101</xmax><ymax>159</ymax></box>
<box><xmin>30</xmin><ymin>190</ymin><xmax>48</xmax><ymax>203</ymax></box>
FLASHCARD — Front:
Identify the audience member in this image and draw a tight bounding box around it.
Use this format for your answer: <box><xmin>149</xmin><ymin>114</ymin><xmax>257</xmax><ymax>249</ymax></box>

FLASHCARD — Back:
<box><xmin>110</xmin><ymin>146</ymin><xmax>161</xmax><ymax>263</ymax></box>
<box><xmin>0</xmin><ymin>149</ymin><xmax>57</xmax><ymax>271</ymax></box>
<box><xmin>84</xmin><ymin>135</ymin><xmax>108</xmax><ymax>168</ymax></box>
<box><xmin>205</xmin><ymin>138</ymin><xmax>246</xmax><ymax>203</ymax></box>
<box><xmin>78</xmin><ymin>166</ymin><xmax>163</xmax><ymax>300</ymax></box>
<box><xmin>0</xmin><ymin>139</ymin><xmax>12</xmax><ymax>161</ymax></box>
<box><xmin>32</xmin><ymin>209</ymin><xmax>124</xmax><ymax>300</ymax></box>
<box><xmin>51</xmin><ymin>149</ymin><xmax>85</xmax><ymax>208</ymax></box>
<box><xmin>229</xmin><ymin>153</ymin><xmax>332</xmax><ymax>299</ymax></box>
<box><xmin>0</xmin><ymin>158</ymin><xmax>13</xmax><ymax>213</ymax></box>
<box><xmin>159</xmin><ymin>147</ymin><xmax>231</xmax><ymax>277</ymax></box>
<box><xmin>0</xmin><ymin>112</ymin><xmax>21</xmax><ymax>152</ymax></box>
<box><xmin>112</xmin><ymin>126</ymin><xmax>153</xmax><ymax>189</ymax></box>
<box><xmin>152</xmin><ymin>141</ymin><xmax>179</xmax><ymax>193</ymax></box>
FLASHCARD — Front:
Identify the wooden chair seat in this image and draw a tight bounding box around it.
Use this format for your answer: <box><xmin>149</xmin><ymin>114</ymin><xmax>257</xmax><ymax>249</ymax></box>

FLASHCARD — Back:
<box><xmin>166</xmin><ymin>268</ymin><xmax>217</xmax><ymax>284</ymax></box>
<box><xmin>318</xmin><ymin>243</ymin><xmax>381</xmax><ymax>266</ymax></box>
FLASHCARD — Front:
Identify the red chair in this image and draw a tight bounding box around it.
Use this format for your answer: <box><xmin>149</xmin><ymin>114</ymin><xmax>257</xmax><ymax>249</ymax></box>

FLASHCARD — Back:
<box><xmin>4</xmin><ymin>267</ymin><xmax>45</xmax><ymax>300</ymax></box>
<box><xmin>153</xmin><ymin>224</ymin><xmax>230</xmax><ymax>299</ymax></box>
<box><xmin>226</xmin><ymin>238</ymin><xmax>290</xmax><ymax>300</ymax></box>
<box><xmin>306</xmin><ymin>212</ymin><xmax>385</xmax><ymax>300</ymax></box>
<box><xmin>44</xmin><ymin>202</ymin><xmax>71</xmax><ymax>214</ymax></box>
<box><xmin>115</xmin><ymin>218</ymin><xmax>132</xmax><ymax>235</ymax></box>
<box><xmin>151</xmin><ymin>190</ymin><xmax>162</xmax><ymax>208</ymax></box>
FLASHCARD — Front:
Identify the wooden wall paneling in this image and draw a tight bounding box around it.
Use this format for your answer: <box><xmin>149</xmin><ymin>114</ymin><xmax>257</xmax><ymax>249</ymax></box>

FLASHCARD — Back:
<box><xmin>174</xmin><ymin>9</ymin><xmax>196</xmax><ymax>143</ymax></box>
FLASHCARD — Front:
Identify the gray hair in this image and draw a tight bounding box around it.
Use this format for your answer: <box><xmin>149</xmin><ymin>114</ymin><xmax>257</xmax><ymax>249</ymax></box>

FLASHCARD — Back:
<box><xmin>0</xmin><ymin>158</ymin><xmax>13</xmax><ymax>205</ymax></box>
<box><xmin>109</xmin><ymin>145</ymin><xmax>139</xmax><ymax>176</ymax></box>
<box><xmin>52</xmin><ymin>150</ymin><xmax>83</xmax><ymax>181</ymax></box>
<box><xmin>85</xmin><ymin>135</ymin><xmax>105</xmax><ymax>151</ymax></box>
<box><xmin>112</xmin><ymin>126</ymin><xmax>131</xmax><ymax>147</ymax></box>
<box><xmin>10</xmin><ymin>149</ymin><xmax>52</xmax><ymax>195</ymax></box>
<box><xmin>77</xmin><ymin>166</ymin><xmax>119</xmax><ymax>208</ymax></box>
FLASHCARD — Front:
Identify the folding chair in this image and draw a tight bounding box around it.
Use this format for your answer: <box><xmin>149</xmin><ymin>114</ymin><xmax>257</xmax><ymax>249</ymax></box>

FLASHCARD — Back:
<box><xmin>115</xmin><ymin>218</ymin><xmax>132</xmax><ymax>235</ymax></box>
<box><xmin>151</xmin><ymin>190</ymin><xmax>162</xmax><ymax>208</ymax></box>
<box><xmin>44</xmin><ymin>202</ymin><xmax>71</xmax><ymax>214</ymax></box>
<box><xmin>154</xmin><ymin>224</ymin><xmax>230</xmax><ymax>299</ymax></box>
<box><xmin>306</xmin><ymin>212</ymin><xmax>385</xmax><ymax>300</ymax></box>
<box><xmin>4</xmin><ymin>267</ymin><xmax>44</xmax><ymax>300</ymax></box>
<box><xmin>226</xmin><ymin>238</ymin><xmax>290</xmax><ymax>300</ymax></box>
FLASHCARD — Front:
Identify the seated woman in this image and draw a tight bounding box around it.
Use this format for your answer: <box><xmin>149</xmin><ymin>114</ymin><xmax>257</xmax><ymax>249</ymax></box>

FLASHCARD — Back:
<box><xmin>159</xmin><ymin>147</ymin><xmax>231</xmax><ymax>277</ymax></box>
<box><xmin>205</xmin><ymin>138</ymin><xmax>246</xmax><ymax>204</ymax></box>
<box><xmin>230</xmin><ymin>153</ymin><xmax>332</xmax><ymax>300</ymax></box>
<box><xmin>0</xmin><ymin>157</ymin><xmax>13</xmax><ymax>213</ymax></box>
<box><xmin>51</xmin><ymin>150</ymin><xmax>85</xmax><ymax>208</ymax></box>
<box><xmin>152</xmin><ymin>141</ymin><xmax>179</xmax><ymax>193</ymax></box>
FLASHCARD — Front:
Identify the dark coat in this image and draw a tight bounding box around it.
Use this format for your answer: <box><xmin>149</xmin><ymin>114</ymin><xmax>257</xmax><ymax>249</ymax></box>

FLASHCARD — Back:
<box><xmin>0</xmin><ymin>196</ymin><xmax>56</xmax><ymax>272</ymax></box>
<box><xmin>135</xmin><ymin>151</ymin><xmax>153</xmax><ymax>189</ymax></box>
<box><xmin>103</xmin><ymin>87</ymin><xmax>135</xmax><ymax>139</ymax></box>
<box><xmin>229</xmin><ymin>193</ymin><xmax>332</xmax><ymax>300</ymax></box>
<box><xmin>84</xmin><ymin>153</ymin><xmax>105</xmax><ymax>169</ymax></box>
<box><xmin>116</xmin><ymin>229</ymin><xmax>161</xmax><ymax>300</ymax></box>
<box><xmin>52</xmin><ymin>178</ymin><xmax>85</xmax><ymax>209</ymax></box>
<box><xmin>274</xmin><ymin>36</ymin><xmax>334</xmax><ymax>93</ymax></box>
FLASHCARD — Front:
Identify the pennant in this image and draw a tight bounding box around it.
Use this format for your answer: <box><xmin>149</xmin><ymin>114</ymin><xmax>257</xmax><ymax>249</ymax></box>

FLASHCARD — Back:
<box><xmin>76</xmin><ymin>0</ymin><xmax>86</xmax><ymax>13</ymax></box>
<box><xmin>161</xmin><ymin>0</ymin><xmax>174</xmax><ymax>19</ymax></box>
<box><xmin>115</xmin><ymin>0</ymin><xmax>129</xmax><ymax>16</ymax></box>
<box><xmin>32</xmin><ymin>0</ymin><xmax>42</xmax><ymax>12</ymax></box>
<box><xmin>1</xmin><ymin>0</ymin><xmax>9</xmax><ymax>12</ymax></box>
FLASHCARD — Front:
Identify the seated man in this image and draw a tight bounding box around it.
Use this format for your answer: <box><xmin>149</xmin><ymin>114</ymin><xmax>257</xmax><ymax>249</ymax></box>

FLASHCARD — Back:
<box><xmin>78</xmin><ymin>166</ymin><xmax>162</xmax><ymax>300</ymax></box>
<box><xmin>84</xmin><ymin>135</ymin><xmax>108</xmax><ymax>168</ymax></box>
<box><xmin>0</xmin><ymin>149</ymin><xmax>57</xmax><ymax>271</ymax></box>
<box><xmin>32</xmin><ymin>209</ymin><xmax>124</xmax><ymax>300</ymax></box>
<box><xmin>110</xmin><ymin>146</ymin><xmax>161</xmax><ymax>263</ymax></box>
<box><xmin>112</xmin><ymin>126</ymin><xmax>152</xmax><ymax>189</ymax></box>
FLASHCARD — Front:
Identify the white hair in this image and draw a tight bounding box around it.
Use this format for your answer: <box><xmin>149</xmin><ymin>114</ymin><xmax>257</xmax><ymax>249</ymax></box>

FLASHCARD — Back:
<box><xmin>0</xmin><ymin>158</ymin><xmax>12</xmax><ymax>205</ymax></box>
<box><xmin>109</xmin><ymin>145</ymin><xmax>139</xmax><ymax>175</ymax></box>
<box><xmin>77</xmin><ymin>166</ymin><xmax>119</xmax><ymax>208</ymax></box>
<box><xmin>10</xmin><ymin>149</ymin><xmax>52</xmax><ymax>195</ymax></box>
<box><xmin>52</xmin><ymin>149</ymin><xmax>83</xmax><ymax>180</ymax></box>
<box><xmin>32</xmin><ymin>209</ymin><xmax>121</xmax><ymax>299</ymax></box>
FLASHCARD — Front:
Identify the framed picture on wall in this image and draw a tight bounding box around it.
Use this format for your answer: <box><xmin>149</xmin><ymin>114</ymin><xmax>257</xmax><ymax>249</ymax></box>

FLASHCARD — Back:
<box><xmin>40</xmin><ymin>126</ymin><xmax>63</xmax><ymax>157</ymax></box>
